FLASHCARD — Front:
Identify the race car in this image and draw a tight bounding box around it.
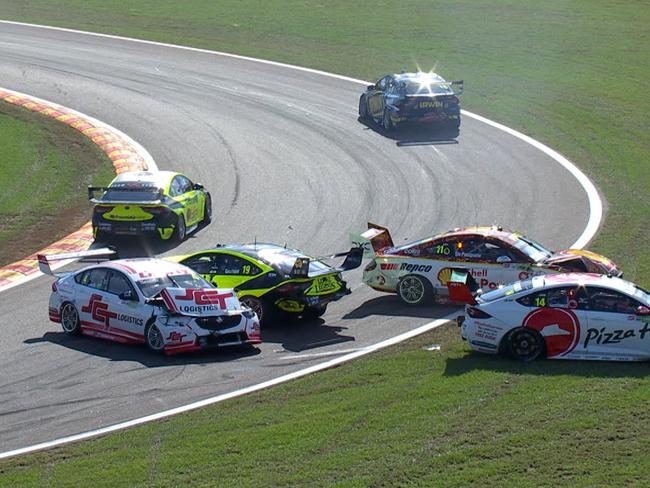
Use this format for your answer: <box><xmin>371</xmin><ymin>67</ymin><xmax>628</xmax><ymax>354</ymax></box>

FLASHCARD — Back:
<box><xmin>454</xmin><ymin>273</ymin><xmax>650</xmax><ymax>362</ymax></box>
<box><xmin>88</xmin><ymin>170</ymin><xmax>211</xmax><ymax>242</ymax></box>
<box><xmin>355</xmin><ymin>223</ymin><xmax>621</xmax><ymax>305</ymax></box>
<box><xmin>167</xmin><ymin>243</ymin><xmax>363</xmax><ymax>324</ymax></box>
<box><xmin>358</xmin><ymin>71</ymin><xmax>463</xmax><ymax>130</ymax></box>
<box><xmin>40</xmin><ymin>249</ymin><xmax>260</xmax><ymax>355</ymax></box>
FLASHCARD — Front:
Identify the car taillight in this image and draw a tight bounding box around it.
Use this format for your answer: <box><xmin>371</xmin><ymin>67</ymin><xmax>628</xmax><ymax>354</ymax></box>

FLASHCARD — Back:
<box><xmin>52</xmin><ymin>281</ymin><xmax>58</xmax><ymax>292</ymax></box>
<box><xmin>93</xmin><ymin>205</ymin><xmax>113</xmax><ymax>214</ymax></box>
<box><xmin>364</xmin><ymin>259</ymin><xmax>378</xmax><ymax>272</ymax></box>
<box><xmin>467</xmin><ymin>306</ymin><xmax>491</xmax><ymax>319</ymax></box>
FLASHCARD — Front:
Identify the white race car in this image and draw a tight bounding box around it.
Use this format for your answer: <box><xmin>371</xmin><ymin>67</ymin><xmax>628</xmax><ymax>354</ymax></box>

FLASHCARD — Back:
<box><xmin>40</xmin><ymin>249</ymin><xmax>261</xmax><ymax>355</ymax></box>
<box><xmin>355</xmin><ymin>223</ymin><xmax>621</xmax><ymax>305</ymax></box>
<box><xmin>454</xmin><ymin>273</ymin><xmax>650</xmax><ymax>362</ymax></box>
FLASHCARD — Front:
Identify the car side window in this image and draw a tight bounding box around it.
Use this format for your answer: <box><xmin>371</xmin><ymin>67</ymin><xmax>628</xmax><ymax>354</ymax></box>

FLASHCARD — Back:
<box><xmin>76</xmin><ymin>268</ymin><xmax>110</xmax><ymax>291</ymax></box>
<box><xmin>419</xmin><ymin>239</ymin><xmax>456</xmax><ymax>258</ymax></box>
<box><xmin>107</xmin><ymin>271</ymin><xmax>136</xmax><ymax>297</ymax></box>
<box><xmin>517</xmin><ymin>286</ymin><xmax>588</xmax><ymax>309</ymax></box>
<box><xmin>170</xmin><ymin>176</ymin><xmax>184</xmax><ymax>197</ymax></box>
<box><xmin>376</xmin><ymin>76</ymin><xmax>391</xmax><ymax>91</ymax></box>
<box><xmin>183</xmin><ymin>255</ymin><xmax>214</xmax><ymax>274</ymax></box>
<box><xmin>587</xmin><ymin>287</ymin><xmax>641</xmax><ymax>314</ymax></box>
<box><xmin>178</xmin><ymin>175</ymin><xmax>193</xmax><ymax>194</ymax></box>
<box><xmin>455</xmin><ymin>238</ymin><xmax>516</xmax><ymax>263</ymax></box>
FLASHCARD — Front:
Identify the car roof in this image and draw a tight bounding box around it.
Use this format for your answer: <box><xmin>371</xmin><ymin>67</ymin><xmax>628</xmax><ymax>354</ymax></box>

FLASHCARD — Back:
<box><xmin>110</xmin><ymin>171</ymin><xmax>178</xmax><ymax>188</ymax></box>
<box><xmin>213</xmin><ymin>243</ymin><xmax>311</xmax><ymax>260</ymax></box>
<box><xmin>533</xmin><ymin>273</ymin><xmax>639</xmax><ymax>294</ymax></box>
<box><xmin>392</xmin><ymin>72</ymin><xmax>447</xmax><ymax>83</ymax></box>
<box><xmin>82</xmin><ymin>258</ymin><xmax>193</xmax><ymax>280</ymax></box>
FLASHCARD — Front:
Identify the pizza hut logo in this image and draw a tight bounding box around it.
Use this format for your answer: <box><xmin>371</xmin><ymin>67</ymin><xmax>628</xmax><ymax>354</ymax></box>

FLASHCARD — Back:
<box><xmin>174</xmin><ymin>289</ymin><xmax>234</xmax><ymax>308</ymax></box>
<box><xmin>522</xmin><ymin>308</ymin><xmax>581</xmax><ymax>358</ymax></box>
<box><xmin>81</xmin><ymin>293</ymin><xmax>117</xmax><ymax>327</ymax></box>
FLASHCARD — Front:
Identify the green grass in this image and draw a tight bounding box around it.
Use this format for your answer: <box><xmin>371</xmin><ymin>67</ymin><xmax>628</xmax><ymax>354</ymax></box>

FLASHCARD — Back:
<box><xmin>1</xmin><ymin>0</ymin><xmax>648</xmax><ymax>285</ymax></box>
<box><xmin>0</xmin><ymin>101</ymin><xmax>114</xmax><ymax>265</ymax></box>
<box><xmin>1</xmin><ymin>324</ymin><xmax>649</xmax><ymax>487</ymax></box>
<box><xmin>0</xmin><ymin>1</ymin><xmax>648</xmax><ymax>485</ymax></box>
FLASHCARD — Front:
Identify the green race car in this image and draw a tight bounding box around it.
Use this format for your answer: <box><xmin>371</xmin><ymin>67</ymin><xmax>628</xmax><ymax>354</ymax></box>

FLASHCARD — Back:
<box><xmin>167</xmin><ymin>243</ymin><xmax>362</xmax><ymax>324</ymax></box>
<box><xmin>89</xmin><ymin>171</ymin><xmax>211</xmax><ymax>241</ymax></box>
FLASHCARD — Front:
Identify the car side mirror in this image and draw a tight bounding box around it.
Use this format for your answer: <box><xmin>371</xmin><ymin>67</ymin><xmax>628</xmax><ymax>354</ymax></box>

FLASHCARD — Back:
<box><xmin>636</xmin><ymin>305</ymin><xmax>650</xmax><ymax>317</ymax></box>
<box><xmin>367</xmin><ymin>84</ymin><xmax>375</xmax><ymax>90</ymax></box>
<box><xmin>193</xmin><ymin>182</ymin><xmax>204</xmax><ymax>190</ymax></box>
<box><xmin>119</xmin><ymin>290</ymin><xmax>136</xmax><ymax>301</ymax></box>
<box><xmin>496</xmin><ymin>256</ymin><xmax>512</xmax><ymax>264</ymax></box>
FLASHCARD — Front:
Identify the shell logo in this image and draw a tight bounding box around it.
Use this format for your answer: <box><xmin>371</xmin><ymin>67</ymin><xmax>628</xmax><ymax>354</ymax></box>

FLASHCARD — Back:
<box><xmin>437</xmin><ymin>268</ymin><xmax>452</xmax><ymax>285</ymax></box>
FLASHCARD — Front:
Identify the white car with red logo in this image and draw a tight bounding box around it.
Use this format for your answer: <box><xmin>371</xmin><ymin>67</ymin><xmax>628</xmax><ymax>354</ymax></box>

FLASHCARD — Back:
<box><xmin>355</xmin><ymin>224</ymin><xmax>621</xmax><ymax>305</ymax></box>
<box><xmin>454</xmin><ymin>273</ymin><xmax>650</xmax><ymax>362</ymax></box>
<box><xmin>40</xmin><ymin>249</ymin><xmax>261</xmax><ymax>355</ymax></box>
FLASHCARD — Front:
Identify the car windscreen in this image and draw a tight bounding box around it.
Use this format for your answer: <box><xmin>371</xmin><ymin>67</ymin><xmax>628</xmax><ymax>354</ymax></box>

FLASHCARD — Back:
<box><xmin>478</xmin><ymin>279</ymin><xmax>534</xmax><ymax>303</ymax></box>
<box><xmin>136</xmin><ymin>273</ymin><xmax>212</xmax><ymax>298</ymax></box>
<box><xmin>510</xmin><ymin>234</ymin><xmax>552</xmax><ymax>262</ymax></box>
<box><xmin>102</xmin><ymin>182</ymin><xmax>161</xmax><ymax>202</ymax></box>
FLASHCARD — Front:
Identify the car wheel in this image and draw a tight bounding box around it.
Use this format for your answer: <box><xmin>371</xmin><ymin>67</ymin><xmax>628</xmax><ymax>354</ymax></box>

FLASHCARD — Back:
<box><xmin>397</xmin><ymin>275</ymin><xmax>432</xmax><ymax>306</ymax></box>
<box><xmin>60</xmin><ymin>302</ymin><xmax>81</xmax><ymax>335</ymax></box>
<box><xmin>174</xmin><ymin>214</ymin><xmax>186</xmax><ymax>242</ymax></box>
<box><xmin>507</xmin><ymin>327</ymin><xmax>545</xmax><ymax>362</ymax></box>
<box><xmin>202</xmin><ymin>193</ymin><xmax>212</xmax><ymax>225</ymax></box>
<box><xmin>145</xmin><ymin>322</ymin><xmax>165</xmax><ymax>354</ymax></box>
<box><xmin>240</xmin><ymin>296</ymin><xmax>272</xmax><ymax>325</ymax></box>
<box><xmin>303</xmin><ymin>304</ymin><xmax>328</xmax><ymax>319</ymax></box>
<box><xmin>383</xmin><ymin>109</ymin><xmax>393</xmax><ymax>131</ymax></box>
<box><xmin>358</xmin><ymin>95</ymin><xmax>368</xmax><ymax>120</ymax></box>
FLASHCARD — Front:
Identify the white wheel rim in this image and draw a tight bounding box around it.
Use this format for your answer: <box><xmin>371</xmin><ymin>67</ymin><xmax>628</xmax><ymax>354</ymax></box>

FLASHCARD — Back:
<box><xmin>61</xmin><ymin>304</ymin><xmax>78</xmax><ymax>332</ymax></box>
<box><xmin>400</xmin><ymin>277</ymin><xmax>424</xmax><ymax>304</ymax></box>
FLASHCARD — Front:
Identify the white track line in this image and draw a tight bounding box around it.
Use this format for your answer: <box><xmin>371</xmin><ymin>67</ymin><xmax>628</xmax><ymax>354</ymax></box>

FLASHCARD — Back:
<box><xmin>0</xmin><ymin>20</ymin><xmax>602</xmax><ymax>459</ymax></box>
<box><xmin>0</xmin><ymin>318</ymin><xmax>449</xmax><ymax>460</ymax></box>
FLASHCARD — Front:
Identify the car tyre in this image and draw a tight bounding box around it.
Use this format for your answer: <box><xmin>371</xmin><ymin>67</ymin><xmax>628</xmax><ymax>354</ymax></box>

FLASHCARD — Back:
<box><xmin>202</xmin><ymin>193</ymin><xmax>212</xmax><ymax>225</ymax></box>
<box><xmin>60</xmin><ymin>302</ymin><xmax>81</xmax><ymax>335</ymax></box>
<box><xmin>358</xmin><ymin>95</ymin><xmax>369</xmax><ymax>120</ymax></box>
<box><xmin>383</xmin><ymin>109</ymin><xmax>393</xmax><ymax>131</ymax></box>
<box><xmin>174</xmin><ymin>214</ymin><xmax>186</xmax><ymax>242</ymax></box>
<box><xmin>303</xmin><ymin>304</ymin><xmax>328</xmax><ymax>320</ymax></box>
<box><xmin>397</xmin><ymin>275</ymin><xmax>432</xmax><ymax>306</ymax></box>
<box><xmin>145</xmin><ymin>321</ymin><xmax>165</xmax><ymax>354</ymax></box>
<box><xmin>507</xmin><ymin>327</ymin><xmax>545</xmax><ymax>362</ymax></box>
<box><xmin>240</xmin><ymin>296</ymin><xmax>274</xmax><ymax>325</ymax></box>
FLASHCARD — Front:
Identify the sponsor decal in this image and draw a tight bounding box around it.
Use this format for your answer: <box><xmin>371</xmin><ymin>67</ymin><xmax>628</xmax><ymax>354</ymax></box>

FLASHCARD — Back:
<box><xmin>380</xmin><ymin>263</ymin><xmax>400</xmax><ymax>271</ymax></box>
<box><xmin>522</xmin><ymin>308</ymin><xmax>580</xmax><ymax>358</ymax></box>
<box><xmin>420</xmin><ymin>100</ymin><xmax>444</xmax><ymax>109</ymax></box>
<box><xmin>81</xmin><ymin>293</ymin><xmax>144</xmax><ymax>327</ymax></box>
<box><xmin>167</xmin><ymin>331</ymin><xmax>186</xmax><ymax>342</ymax></box>
<box><xmin>400</xmin><ymin>263</ymin><xmax>432</xmax><ymax>273</ymax></box>
<box><xmin>584</xmin><ymin>323</ymin><xmax>650</xmax><ymax>348</ymax></box>
<box><xmin>175</xmin><ymin>288</ymin><xmax>234</xmax><ymax>307</ymax></box>
<box><xmin>437</xmin><ymin>268</ymin><xmax>453</xmax><ymax>285</ymax></box>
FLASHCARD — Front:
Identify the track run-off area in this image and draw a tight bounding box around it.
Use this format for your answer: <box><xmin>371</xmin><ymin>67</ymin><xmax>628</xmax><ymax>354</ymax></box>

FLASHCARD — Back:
<box><xmin>0</xmin><ymin>21</ymin><xmax>598</xmax><ymax>456</ymax></box>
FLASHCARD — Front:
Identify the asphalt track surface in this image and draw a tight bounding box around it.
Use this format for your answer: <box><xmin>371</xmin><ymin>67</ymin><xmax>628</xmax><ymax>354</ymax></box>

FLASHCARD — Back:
<box><xmin>0</xmin><ymin>23</ymin><xmax>591</xmax><ymax>452</ymax></box>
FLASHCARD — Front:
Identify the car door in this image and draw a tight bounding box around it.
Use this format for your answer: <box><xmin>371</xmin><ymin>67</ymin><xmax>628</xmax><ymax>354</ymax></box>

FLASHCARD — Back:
<box><xmin>102</xmin><ymin>270</ymin><xmax>147</xmax><ymax>341</ymax></box>
<box><xmin>175</xmin><ymin>175</ymin><xmax>201</xmax><ymax>226</ymax></box>
<box><xmin>453</xmin><ymin>237</ymin><xmax>521</xmax><ymax>291</ymax></box>
<box><xmin>582</xmin><ymin>286</ymin><xmax>649</xmax><ymax>360</ymax></box>
<box><xmin>183</xmin><ymin>252</ymin><xmax>263</xmax><ymax>289</ymax></box>
<box><xmin>367</xmin><ymin>76</ymin><xmax>390</xmax><ymax>119</ymax></box>
<box><xmin>75</xmin><ymin>267</ymin><xmax>111</xmax><ymax>332</ymax></box>
<box><xmin>516</xmin><ymin>285</ymin><xmax>590</xmax><ymax>359</ymax></box>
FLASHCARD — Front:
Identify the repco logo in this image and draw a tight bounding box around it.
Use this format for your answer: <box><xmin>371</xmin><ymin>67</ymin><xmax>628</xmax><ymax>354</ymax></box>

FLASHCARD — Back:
<box><xmin>81</xmin><ymin>293</ymin><xmax>117</xmax><ymax>327</ymax></box>
<box><xmin>174</xmin><ymin>289</ymin><xmax>234</xmax><ymax>308</ymax></box>
<box><xmin>400</xmin><ymin>263</ymin><xmax>432</xmax><ymax>273</ymax></box>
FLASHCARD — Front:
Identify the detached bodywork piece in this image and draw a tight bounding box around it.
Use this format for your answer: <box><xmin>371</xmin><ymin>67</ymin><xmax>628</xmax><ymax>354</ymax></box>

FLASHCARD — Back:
<box><xmin>40</xmin><ymin>249</ymin><xmax>260</xmax><ymax>355</ymax></box>
<box><xmin>89</xmin><ymin>171</ymin><xmax>211</xmax><ymax>242</ymax></box>
<box><xmin>454</xmin><ymin>273</ymin><xmax>650</xmax><ymax>362</ymax></box>
<box><xmin>355</xmin><ymin>223</ymin><xmax>621</xmax><ymax>306</ymax></box>
<box><xmin>358</xmin><ymin>72</ymin><xmax>463</xmax><ymax>130</ymax></box>
<box><xmin>168</xmin><ymin>244</ymin><xmax>363</xmax><ymax>324</ymax></box>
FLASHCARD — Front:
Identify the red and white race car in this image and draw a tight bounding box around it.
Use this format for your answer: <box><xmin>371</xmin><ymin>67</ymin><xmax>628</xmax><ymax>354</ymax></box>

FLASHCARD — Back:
<box><xmin>454</xmin><ymin>273</ymin><xmax>650</xmax><ymax>362</ymax></box>
<box><xmin>355</xmin><ymin>224</ymin><xmax>621</xmax><ymax>305</ymax></box>
<box><xmin>40</xmin><ymin>249</ymin><xmax>261</xmax><ymax>355</ymax></box>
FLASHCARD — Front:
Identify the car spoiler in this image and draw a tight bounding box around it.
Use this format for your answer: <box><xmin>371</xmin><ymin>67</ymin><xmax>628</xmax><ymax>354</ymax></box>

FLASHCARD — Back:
<box><xmin>289</xmin><ymin>246</ymin><xmax>364</xmax><ymax>278</ymax></box>
<box><xmin>402</xmin><ymin>80</ymin><xmax>464</xmax><ymax>96</ymax></box>
<box><xmin>37</xmin><ymin>247</ymin><xmax>118</xmax><ymax>277</ymax></box>
<box><xmin>350</xmin><ymin>222</ymin><xmax>395</xmax><ymax>258</ymax></box>
<box><xmin>88</xmin><ymin>186</ymin><xmax>164</xmax><ymax>205</ymax></box>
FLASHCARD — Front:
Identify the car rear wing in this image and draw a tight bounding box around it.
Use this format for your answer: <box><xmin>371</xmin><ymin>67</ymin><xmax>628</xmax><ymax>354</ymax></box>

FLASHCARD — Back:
<box><xmin>350</xmin><ymin>223</ymin><xmax>395</xmax><ymax>258</ymax></box>
<box><xmin>37</xmin><ymin>248</ymin><xmax>118</xmax><ymax>277</ymax></box>
<box><xmin>289</xmin><ymin>246</ymin><xmax>364</xmax><ymax>278</ymax></box>
<box><xmin>88</xmin><ymin>186</ymin><xmax>164</xmax><ymax>205</ymax></box>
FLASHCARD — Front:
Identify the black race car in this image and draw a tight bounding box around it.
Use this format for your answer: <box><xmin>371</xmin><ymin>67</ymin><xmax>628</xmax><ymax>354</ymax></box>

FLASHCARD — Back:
<box><xmin>358</xmin><ymin>72</ymin><xmax>463</xmax><ymax>131</ymax></box>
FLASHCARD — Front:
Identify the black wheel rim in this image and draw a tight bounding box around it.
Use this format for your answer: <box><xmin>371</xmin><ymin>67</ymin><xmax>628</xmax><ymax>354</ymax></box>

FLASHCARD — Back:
<box><xmin>241</xmin><ymin>297</ymin><xmax>263</xmax><ymax>321</ymax></box>
<box><xmin>147</xmin><ymin>325</ymin><xmax>164</xmax><ymax>350</ymax></box>
<box><xmin>510</xmin><ymin>329</ymin><xmax>542</xmax><ymax>361</ymax></box>
<box><xmin>61</xmin><ymin>304</ymin><xmax>78</xmax><ymax>332</ymax></box>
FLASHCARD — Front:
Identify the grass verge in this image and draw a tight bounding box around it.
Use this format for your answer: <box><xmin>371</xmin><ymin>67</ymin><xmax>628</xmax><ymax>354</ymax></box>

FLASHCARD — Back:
<box><xmin>0</xmin><ymin>100</ymin><xmax>114</xmax><ymax>265</ymax></box>
<box><xmin>1</xmin><ymin>323</ymin><xmax>649</xmax><ymax>487</ymax></box>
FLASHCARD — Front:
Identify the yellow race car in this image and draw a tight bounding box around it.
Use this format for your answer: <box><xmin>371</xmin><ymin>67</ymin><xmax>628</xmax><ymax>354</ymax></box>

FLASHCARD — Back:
<box><xmin>89</xmin><ymin>171</ymin><xmax>211</xmax><ymax>242</ymax></box>
<box><xmin>167</xmin><ymin>243</ymin><xmax>362</xmax><ymax>324</ymax></box>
